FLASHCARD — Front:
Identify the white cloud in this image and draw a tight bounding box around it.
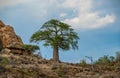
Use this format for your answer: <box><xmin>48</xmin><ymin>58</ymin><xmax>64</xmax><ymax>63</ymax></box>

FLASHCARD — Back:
<box><xmin>0</xmin><ymin>0</ymin><xmax>116</xmax><ymax>30</ymax></box>
<box><xmin>0</xmin><ymin>0</ymin><xmax>60</xmax><ymax>19</ymax></box>
<box><xmin>62</xmin><ymin>0</ymin><xmax>92</xmax><ymax>13</ymax></box>
<box><xmin>25</xmin><ymin>0</ymin><xmax>60</xmax><ymax>19</ymax></box>
<box><xmin>60</xmin><ymin>13</ymin><xmax>67</xmax><ymax>17</ymax></box>
<box><xmin>0</xmin><ymin>0</ymin><xmax>31</xmax><ymax>8</ymax></box>
<box><xmin>64</xmin><ymin>13</ymin><xmax>115</xmax><ymax>29</ymax></box>
<box><xmin>61</xmin><ymin>0</ymin><xmax>116</xmax><ymax>29</ymax></box>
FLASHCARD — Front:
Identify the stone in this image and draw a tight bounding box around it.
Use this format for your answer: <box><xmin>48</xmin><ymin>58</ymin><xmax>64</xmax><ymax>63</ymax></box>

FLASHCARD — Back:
<box><xmin>0</xmin><ymin>20</ymin><xmax>23</xmax><ymax>49</ymax></box>
<box><xmin>0</xmin><ymin>20</ymin><xmax>5</xmax><ymax>28</ymax></box>
<box><xmin>1</xmin><ymin>48</ymin><xmax>11</xmax><ymax>54</ymax></box>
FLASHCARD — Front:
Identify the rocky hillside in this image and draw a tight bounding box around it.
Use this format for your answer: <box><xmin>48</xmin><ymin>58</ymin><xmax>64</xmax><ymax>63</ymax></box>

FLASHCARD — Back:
<box><xmin>0</xmin><ymin>20</ymin><xmax>120</xmax><ymax>78</ymax></box>
<box><xmin>0</xmin><ymin>52</ymin><xmax>120</xmax><ymax>78</ymax></box>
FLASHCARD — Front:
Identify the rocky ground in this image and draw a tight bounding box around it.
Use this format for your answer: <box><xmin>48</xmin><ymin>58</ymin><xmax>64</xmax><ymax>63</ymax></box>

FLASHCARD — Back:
<box><xmin>0</xmin><ymin>52</ymin><xmax>120</xmax><ymax>78</ymax></box>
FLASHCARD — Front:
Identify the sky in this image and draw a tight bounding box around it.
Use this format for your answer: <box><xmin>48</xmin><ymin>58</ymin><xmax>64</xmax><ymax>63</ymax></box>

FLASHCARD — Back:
<box><xmin>0</xmin><ymin>0</ymin><xmax>120</xmax><ymax>63</ymax></box>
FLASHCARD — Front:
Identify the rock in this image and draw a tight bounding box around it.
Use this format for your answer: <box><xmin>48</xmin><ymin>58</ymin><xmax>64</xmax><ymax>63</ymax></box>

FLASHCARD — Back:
<box><xmin>0</xmin><ymin>20</ymin><xmax>5</xmax><ymax>28</ymax></box>
<box><xmin>1</xmin><ymin>48</ymin><xmax>11</xmax><ymax>54</ymax></box>
<box><xmin>0</xmin><ymin>20</ymin><xmax>23</xmax><ymax>49</ymax></box>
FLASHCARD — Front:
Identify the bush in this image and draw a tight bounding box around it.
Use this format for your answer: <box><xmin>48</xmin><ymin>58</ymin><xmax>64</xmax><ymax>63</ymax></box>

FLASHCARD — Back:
<box><xmin>0</xmin><ymin>57</ymin><xmax>10</xmax><ymax>73</ymax></box>
<box><xmin>22</xmin><ymin>44</ymin><xmax>40</xmax><ymax>52</ymax></box>
<box><xmin>56</xmin><ymin>67</ymin><xmax>67</xmax><ymax>77</ymax></box>
<box><xmin>95</xmin><ymin>55</ymin><xmax>115</xmax><ymax>65</ymax></box>
<box><xmin>79</xmin><ymin>59</ymin><xmax>87</xmax><ymax>66</ymax></box>
<box><xmin>0</xmin><ymin>57</ymin><xmax>10</xmax><ymax>66</ymax></box>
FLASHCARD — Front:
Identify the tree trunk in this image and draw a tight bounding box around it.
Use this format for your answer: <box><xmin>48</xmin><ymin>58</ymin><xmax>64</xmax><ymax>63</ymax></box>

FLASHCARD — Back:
<box><xmin>53</xmin><ymin>46</ymin><xmax>59</xmax><ymax>62</ymax></box>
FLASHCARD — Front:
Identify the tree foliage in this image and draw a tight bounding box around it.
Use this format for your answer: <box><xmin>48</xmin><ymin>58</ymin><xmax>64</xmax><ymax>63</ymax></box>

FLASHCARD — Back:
<box><xmin>30</xmin><ymin>19</ymin><xmax>79</xmax><ymax>61</ymax></box>
<box><xmin>30</xmin><ymin>19</ymin><xmax>79</xmax><ymax>50</ymax></box>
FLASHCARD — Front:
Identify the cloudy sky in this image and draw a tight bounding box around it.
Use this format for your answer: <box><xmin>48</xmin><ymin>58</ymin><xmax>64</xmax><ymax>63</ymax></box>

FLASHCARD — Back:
<box><xmin>0</xmin><ymin>0</ymin><xmax>120</xmax><ymax>63</ymax></box>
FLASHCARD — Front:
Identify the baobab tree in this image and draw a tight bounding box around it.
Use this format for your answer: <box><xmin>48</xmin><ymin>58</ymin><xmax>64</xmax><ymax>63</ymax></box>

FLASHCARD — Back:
<box><xmin>30</xmin><ymin>19</ymin><xmax>79</xmax><ymax>61</ymax></box>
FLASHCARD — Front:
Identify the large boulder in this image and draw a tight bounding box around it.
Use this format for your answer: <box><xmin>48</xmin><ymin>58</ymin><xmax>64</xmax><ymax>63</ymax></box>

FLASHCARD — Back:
<box><xmin>0</xmin><ymin>20</ymin><xmax>23</xmax><ymax>49</ymax></box>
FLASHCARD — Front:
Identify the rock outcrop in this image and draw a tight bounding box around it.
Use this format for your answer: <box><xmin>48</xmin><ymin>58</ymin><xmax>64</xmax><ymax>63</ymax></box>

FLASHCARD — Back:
<box><xmin>0</xmin><ymin>20</ymin><xmax>23</xmax><ymax>49</ymax></box>
<box><xmin>0</xmin><ymin>20</ymin><xmax>5</xmax><ymax>28</ymax></box>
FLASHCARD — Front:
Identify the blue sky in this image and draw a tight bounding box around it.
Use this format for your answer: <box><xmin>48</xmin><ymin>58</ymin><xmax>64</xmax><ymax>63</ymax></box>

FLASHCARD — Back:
<box><xmin>0</xmin><ymin>0</ymin><xmax>120</xmax><ymax>63</ymax></box>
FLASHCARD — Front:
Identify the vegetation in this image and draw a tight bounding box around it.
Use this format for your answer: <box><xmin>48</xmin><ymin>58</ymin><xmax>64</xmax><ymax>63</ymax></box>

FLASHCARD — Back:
<box><xmin>30</xmin><ymin>19</ymin><xmax>79</xmax><ymax>61</ymax></box>
<box><xmin>22</xmin><ymin>44</ymin><xmax>40</xmax><ymax>52</ymax></box>
<box><xmin>95</xmin><ymin>55</ymin><xmax>115</xmax><ymax>64</ymax></box>
<box><xmin>115</xmin><ymin>51</ymin><xmax>120</xmax><ymax>62</ymax></box>
<box><xmin>0</xmin><ymin>19</ymin><xmax>120</xmax><ymax>78</ymax></box>
<box><xmin>0</xmin><ymin>44</ymin><xmax>3</xmax><ymax>51</ymax></box>
<box><xmin>0</xmin><ymin>49</ymin><xmax>119</xmax><ymax>78</ymax></box>
<box><xmin>0</xmin><ymin>56</ymin><xmax>10</xmax><ymax>73</ymax></box>
<box><xmin>0</xmin><ymin>40</ymin><xmax>2</xmax><ymax>51</ymax></box>
<box><xmin>85</xmin><ymin>56</ymin><xmax>93</xmax><ymax>64</ymax></box>
<box><xmin>0</xmin><ymin>46</ymin><xmax>2</xmax><ymax>51</ymax></box>
<box><xmin>0</xmin><ymin>56</ymin><xmax>10</xmax><ymax>66</ymax></box>
<box><xmin>79</xmin><ymin>59</ymin><xmax>87</xmax><ymax>66</ymax></box>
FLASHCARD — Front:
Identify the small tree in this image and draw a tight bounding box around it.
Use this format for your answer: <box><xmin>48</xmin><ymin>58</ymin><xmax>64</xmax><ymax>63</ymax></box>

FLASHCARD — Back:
<box><xmin>85</xmin><ymin>56</ymin><xmax>93</xmax><ymax>64</ymax></box>
<box><xmin>116</xmin><ymin>51</ymin><xmax>120</xmax><ymax>62</ymax></box>
<box><xmin>30</xmin><ymin>19</ymin><xmax>79</xmax><ymax>61</ymax></box>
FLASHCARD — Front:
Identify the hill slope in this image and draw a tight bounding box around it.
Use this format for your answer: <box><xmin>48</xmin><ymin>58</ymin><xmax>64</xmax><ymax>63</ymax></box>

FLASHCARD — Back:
<box><xmin>0</xmin><ymin>52</ymin><xmax>120</xmax><ymax>78</ymax></box>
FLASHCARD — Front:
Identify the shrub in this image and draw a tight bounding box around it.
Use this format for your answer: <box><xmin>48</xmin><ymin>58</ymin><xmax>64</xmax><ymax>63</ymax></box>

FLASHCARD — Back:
<box><xmin>95</xmin><ymin>55</ymin><xmax>115</xmax><ymax>65</ymax></box>
<box><xmin>22</xmin><ymin>44</ymin><xmax>40</xmax><ymax>52</ymax></box>
<box><xmin>0</xmin><ymin>57</ymin><xmax>10</xmax><ymax>73</ymax></box>
<box><xmin>56</xmin><ymin>68</ymin><xmax>67</xmax><ymax>77</ymax></box>
<box><xmin>79</xmin><ymin>59</ymin><xmax>87</xmax><ymax>66</ymax></box>
<box><xmin>0</xmin><ymin>57</ymin><xmax>10</xmax><ymax>66</ymax></box>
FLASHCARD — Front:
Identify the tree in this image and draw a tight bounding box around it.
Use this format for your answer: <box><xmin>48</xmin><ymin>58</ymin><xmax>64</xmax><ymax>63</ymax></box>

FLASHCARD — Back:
<box><xmin>115</xmin><ymin>51</ymin><xmax>120</xmax><ymax>62</ymax></box>
<box><xmin>30</xmin><ymin>19</ymin><xmax>79</xmax><ymax>61</ymax></box>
